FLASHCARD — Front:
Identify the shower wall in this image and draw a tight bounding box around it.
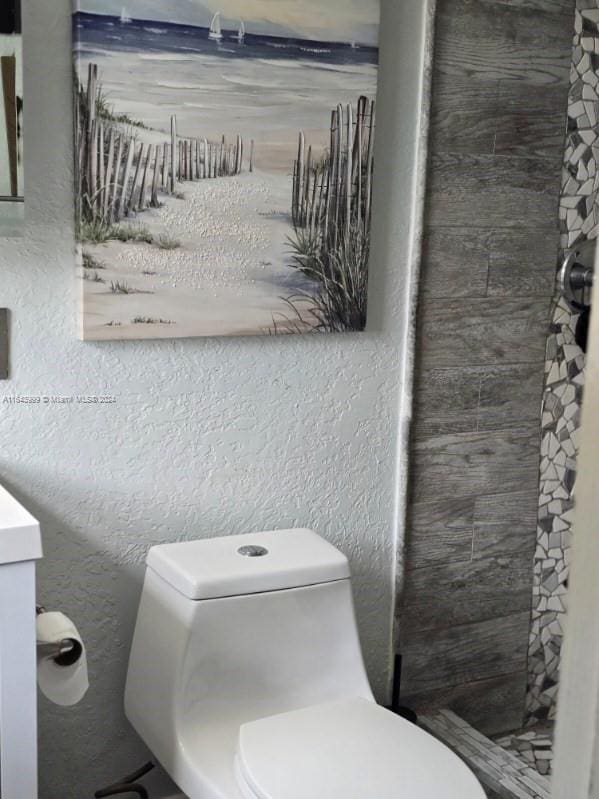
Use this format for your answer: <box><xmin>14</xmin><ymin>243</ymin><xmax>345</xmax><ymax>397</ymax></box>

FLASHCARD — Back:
<box><xmin>398</xmin><ymin>0</ymin><xmax>574</xmax><ymax>735</ymax></box>
<box><xmin>525</xmin><ymin>2</ymin><xmax>596</xmax><ymax>725</ymax></box>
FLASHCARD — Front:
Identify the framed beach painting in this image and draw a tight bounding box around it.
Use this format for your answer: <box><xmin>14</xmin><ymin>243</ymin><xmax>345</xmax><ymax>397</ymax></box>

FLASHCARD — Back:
<box><xmin>72</xmin><ymin>0</ymin><xmax>380</xmax><ymax>339</ymax></box>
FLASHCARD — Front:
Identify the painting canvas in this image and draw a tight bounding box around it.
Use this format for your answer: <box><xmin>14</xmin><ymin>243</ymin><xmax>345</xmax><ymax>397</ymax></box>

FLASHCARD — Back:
<box><xmin>72</xmin><ymin>0</ymin><xmax>380</xmax><ymax>339</ymax></box>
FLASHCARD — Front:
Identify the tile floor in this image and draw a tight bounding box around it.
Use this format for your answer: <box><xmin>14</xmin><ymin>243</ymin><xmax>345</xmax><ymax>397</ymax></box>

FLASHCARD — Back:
<box><xmin>420</xmin><ymin>709</ymin><xmax>553</xmax><ymax>799</ymax></box>
<box><xmin>495</xmin><ymin>724</ymin><xmax>554</xmax><ymax>778</ymax></box>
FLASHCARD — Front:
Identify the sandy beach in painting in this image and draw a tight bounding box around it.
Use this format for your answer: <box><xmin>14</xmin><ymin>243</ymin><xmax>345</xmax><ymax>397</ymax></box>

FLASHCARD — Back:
<box><xmin>74</xmin><ymin>12</ymin><xmax>379</xmax><ymax>339</ymax></box>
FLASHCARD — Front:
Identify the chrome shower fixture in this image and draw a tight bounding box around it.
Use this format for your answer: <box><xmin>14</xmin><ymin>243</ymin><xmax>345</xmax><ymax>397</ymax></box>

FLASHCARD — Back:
<box><xmin>559</xmin><ymin>238</ymin><xmax>595</xmax><ymax>312</ymax></box>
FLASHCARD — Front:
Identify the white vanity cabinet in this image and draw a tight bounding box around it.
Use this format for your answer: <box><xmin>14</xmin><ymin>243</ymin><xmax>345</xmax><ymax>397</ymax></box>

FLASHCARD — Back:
<box><xmin>0</xmin><ymin>483</ymin><xmax>42</xmax><ymax>799</ymax></box>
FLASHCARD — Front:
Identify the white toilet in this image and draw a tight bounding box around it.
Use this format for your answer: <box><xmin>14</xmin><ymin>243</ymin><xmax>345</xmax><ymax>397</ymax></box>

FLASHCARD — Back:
<box><xmin>125</xmin><ymin>528</ymin><xmax>486</xmax><ymax>798</ymax></box>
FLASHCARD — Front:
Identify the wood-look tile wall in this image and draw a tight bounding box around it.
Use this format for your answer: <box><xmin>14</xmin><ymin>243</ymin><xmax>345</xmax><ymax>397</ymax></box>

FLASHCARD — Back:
<box><xmin>397</xmin><ymin>0</ymin><xmax>575</xmax><ymax>735</ymax></box>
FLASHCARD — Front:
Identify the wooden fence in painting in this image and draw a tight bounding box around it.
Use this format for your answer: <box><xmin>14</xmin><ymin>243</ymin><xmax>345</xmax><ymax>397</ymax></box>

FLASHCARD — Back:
<box><xmin>291</xmin><ymin>95</ymin><xmax>375</xmax><ymax>246</ymax></box>
<box><xmin>75</xmin><ymin>63</ymin><xmax>251</xmax><ymax>225</ymax></box>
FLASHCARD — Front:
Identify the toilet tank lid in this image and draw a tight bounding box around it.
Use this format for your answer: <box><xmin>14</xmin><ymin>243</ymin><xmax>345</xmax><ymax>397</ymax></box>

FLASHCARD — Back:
<box><xmin>146</xmin><ymin>529</ymin><xmax>351</xmax><ymax>600</ymax></box>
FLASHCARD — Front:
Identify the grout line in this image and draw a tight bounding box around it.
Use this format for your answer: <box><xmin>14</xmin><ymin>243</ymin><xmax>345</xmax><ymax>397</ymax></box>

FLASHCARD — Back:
<box><xmin>475</xmin><ymin>373</ymin><xmax>484</xmax><ymax>434</ymax></box>
<box><xmin>405</xmin><ymin>667</ymin><xmax>528</xmax><ymax>699</ymax></box>
<box><xmin>404</xmin><ymin>540</ymin><xmax>537</xmax><ymax>572</ymax></box>
<box><xmin>484</xmin><ymin>244</ymin><xmax>492</xmax><ymax>298</ymax></box>
<box><xmin>410</xmin><ymin>486</ymin><xmax>538</xmax><ymax>508</ymax></box>
<box><xmin>434</xmin><ymin>148</ymin><xmax>565</xmax><ymax>165</ymax></box>
<box><xmin>418</xmin><ymin>361</ymin><xmax>546</xmax><ymax>373</ymax></box>
<box><xmin>400</xmin><ymin>607</ymin><xmax>533</xmax><ymax>637</ymax></box>
<box><xmin>492</xmin><ymin>80</ymin><xmax>501</xmax><ymax>157</ymax></box>
<box><xmin>425</xmin><ymin>223</ymin><xmax>560</xmax><ymax>231</ymax></box>
<box><xmin>424</xmin><ymin>224</ymin><xmax>560</xmax><ymax>232</ymax></box>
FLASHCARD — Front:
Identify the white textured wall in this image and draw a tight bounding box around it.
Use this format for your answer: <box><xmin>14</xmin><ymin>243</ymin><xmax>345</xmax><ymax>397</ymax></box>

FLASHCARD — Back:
<box><xmin>0</xmin><ymin>1</ymin><xmax>429</xmax><ymax>795</ymax></box>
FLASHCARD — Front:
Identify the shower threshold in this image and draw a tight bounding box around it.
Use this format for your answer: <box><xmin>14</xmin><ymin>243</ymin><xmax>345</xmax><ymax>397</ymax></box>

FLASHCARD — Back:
<box><xmin>419</xmin><ymin>709</ymin><xmax>550</xmax><ymax>799</ymax></box>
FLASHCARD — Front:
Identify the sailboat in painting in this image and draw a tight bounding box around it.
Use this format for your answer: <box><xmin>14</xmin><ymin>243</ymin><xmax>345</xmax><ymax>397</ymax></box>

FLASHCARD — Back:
<box><xmin>120</xmin><ymin>7</ymin><xmax>132</xmax><ymax>24</ymax></box>
<box><xmin>208</xmin><ymin>12</ymin><xmax>222</xmax><ymax>41</ymax></box>
<box><xmin>236</xmin><ymin>19</ymin><xmax>245</xmax><ymax>43</ymax></box>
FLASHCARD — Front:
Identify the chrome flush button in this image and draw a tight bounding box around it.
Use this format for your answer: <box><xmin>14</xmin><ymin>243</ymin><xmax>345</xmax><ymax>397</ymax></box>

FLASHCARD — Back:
<box><xmin>237</xmin><ymin>545</ymin><xmax>269</xmax><ymax>558</ymax></box>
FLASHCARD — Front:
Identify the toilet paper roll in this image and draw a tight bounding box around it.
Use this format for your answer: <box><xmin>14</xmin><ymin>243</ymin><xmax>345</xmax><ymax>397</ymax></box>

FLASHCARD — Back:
<box><xmin>36</xmin><ymin>611</ymin><xmax>89</xmax><ymax>706</ymax></box>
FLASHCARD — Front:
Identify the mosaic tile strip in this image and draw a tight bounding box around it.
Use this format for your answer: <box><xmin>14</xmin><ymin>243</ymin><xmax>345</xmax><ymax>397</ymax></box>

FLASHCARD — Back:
<box><xmin>420</xmin><ymin>709</ymin><xmax>551</xmax><ymax>799</ymax></box>
<box><xmin>526</xmin><ymin>2</ymin><xmax>591</xmax><ymax>725</ymax></box>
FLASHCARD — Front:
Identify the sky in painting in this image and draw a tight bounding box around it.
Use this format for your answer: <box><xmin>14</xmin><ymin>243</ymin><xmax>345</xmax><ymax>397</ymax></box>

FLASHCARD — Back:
<box><xmin>77</xmin><ymin>0</ymin><xmax>380</xmax><ymax>44</ymax></box>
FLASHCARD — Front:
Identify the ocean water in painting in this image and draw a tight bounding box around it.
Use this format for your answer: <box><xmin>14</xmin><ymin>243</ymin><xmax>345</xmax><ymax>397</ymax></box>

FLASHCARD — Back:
<box><xmin>74</xmin><ymin>10</ymin><xmax>379</xmax><ymax>339</ymax></box>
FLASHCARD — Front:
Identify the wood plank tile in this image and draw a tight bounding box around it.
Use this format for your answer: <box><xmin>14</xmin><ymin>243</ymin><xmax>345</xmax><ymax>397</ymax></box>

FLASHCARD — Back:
<box><xmin>478</xmin><ymin>0</ymin><xmax>574</xmax><ymax>14</ymax></box>
<box><xmin>413</xmin><ymin>361</ymin><xmax>545</xmax><ymax>437</ymax></box>
<box><xmin>486</xmin><ymin>229</ymin><xmax>559</xmax><ymax>298</ymax></box>
<box><xmin>417</xmin><ymin>297</ymin><xmax>551</xmax><ymax>370</ymax></box>
<box><xmin>412</xmin><ymin>367</ymin><xmax>482</xmax><ymax>437</ymax></box>
<box><xmin>477</xmin><ymin>364</ymin><xmax>546</xmax><ymax>430</ymax></box>
<box><xmin>429</xmin><ymin>74</ymin><xmax>499</xmax><ymax>156</ymax></box>
<box><xmin>426</xmin><ymin>152</ymin><xmax>562</xmax><ymax>230</ymax></box>
<box><xmin>434</xmin><ymin>0</ymin><xmax>573</xmax><ymax>87</ymax></box>
<box><xmin>406</xmin><ymin>496</ymin><xmax>474</xmax><ymax>568</ymax></box>
<box><xmin>397</xmin><ymin>0</ymin><xmax>572</xmax><ymax>742</ymax></box>
<box><xmin>399</xmin><ymin>612</ymin><xmax>530</xmax><ymax>695</ymax></box>
<box><xmin>410</xmin><ymin>428</ymin><xmax>541</xmax><ymax>503</ymax></box>
<box><xmin>473</xmin><ymin>490</ymin><xmax>539</xmax><ymax>560</ymax></box>
<box><xmin>494</xmin><ymin>82</ymin><xmax>570</xmax><ymax>160</ymax></box>
<box><xmin>402</xmin><ymin>671</ymin><xmax>527</xmax><ymax>737</ymax></box>
<box><xmin>401</xmin><ymin>555</ymin><xmax>533</xmax><ymax>632</ymax></box>
<box><xmin>413</xmin><ymin>361</ymin><xmax>546</xmax><ymax>436</ymax></box>
<box><xmin>420</xmin><ymin>228</ymin><xmax>490</xmax><ymax>301</ymax></box>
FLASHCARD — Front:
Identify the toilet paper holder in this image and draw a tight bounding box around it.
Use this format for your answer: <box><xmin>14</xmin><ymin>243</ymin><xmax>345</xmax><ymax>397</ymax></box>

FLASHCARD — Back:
<box><xmin>36</xmin><ymin>605</ymin><xmax>83</xmax><ymax>666</ymax></box>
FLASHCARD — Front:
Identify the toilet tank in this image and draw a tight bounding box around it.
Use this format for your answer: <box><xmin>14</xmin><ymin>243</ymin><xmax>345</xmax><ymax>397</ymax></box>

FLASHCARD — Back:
<box><xmin>124</xmin><ymin>529</ymin><xmax>374</xmax><ymax>776</ymax></box>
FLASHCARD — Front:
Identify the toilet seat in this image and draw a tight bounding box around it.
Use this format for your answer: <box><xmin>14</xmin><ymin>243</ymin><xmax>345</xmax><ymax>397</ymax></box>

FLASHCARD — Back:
<box><xmin>236</xmin><ymin>697</ymin><xmax>486</xmax><ymax>799</ymax></box>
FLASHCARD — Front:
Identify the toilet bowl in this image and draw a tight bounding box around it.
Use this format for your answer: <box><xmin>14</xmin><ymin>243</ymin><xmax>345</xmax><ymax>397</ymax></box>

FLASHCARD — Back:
<box><xmin>125</xmin><ymin>529</ymin><xmax>485</xmax><ymax>799</ymax></box>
